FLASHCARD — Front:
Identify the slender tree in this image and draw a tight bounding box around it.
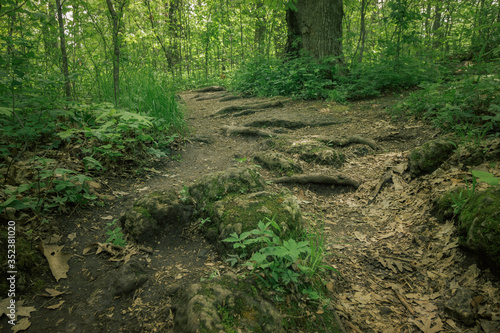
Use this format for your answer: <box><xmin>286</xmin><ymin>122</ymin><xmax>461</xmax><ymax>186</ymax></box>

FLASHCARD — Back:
<box><xmin>105</xmin><ymin>0</ymin><xmax>127</xmax><ymax>106</ymax></box>
<box><xmin>55</xmin><ymin>0</ymin><xmax>71</xmax><ymax>98</ymax></box>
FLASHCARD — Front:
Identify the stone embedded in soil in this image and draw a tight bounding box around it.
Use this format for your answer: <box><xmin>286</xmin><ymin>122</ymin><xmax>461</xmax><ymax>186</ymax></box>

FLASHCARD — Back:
<box><xmin>444</xmin><ymin>288</ymin><xmax>475</xmax><ymax>326</ymax></box>
<box><xmin>173</xmin><ymin>273</ymin><xmax>284</xmax><ymax>333</ymax></box>
<box><xmin>253</xmin><ymin>151</ymin><xmax>303</xmax><ymax>175</ymax></box>
<box><xmin>408</xmin><ymin>139</ymin><xmax>455</xmax><ymax>178</ymax></box>
<box><xmin>110</xmin><ymin>258</ymin><xmax>149</xmax><ymax>296</ymax></box>
<box><xmin>211</xmin><ymin>189</ymin><xmax>302</xmax><ymax>249</ymax></box>
<box><xmin>120</xmin><ymin>189</ymin><xmax>193</xmax><ymax>242</ymax></box>
<box><xmin>188</xmin><ymin>166</ymin><xmax>268</xmax><ymax>211</ymax></box>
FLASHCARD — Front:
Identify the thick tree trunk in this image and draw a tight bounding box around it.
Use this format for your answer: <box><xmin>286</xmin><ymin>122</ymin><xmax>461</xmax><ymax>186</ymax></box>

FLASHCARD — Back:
<box><xmin>285</xmin><ymin>0</ymin><xmax>343</xmax><ymax>61</ymax></box>
<box><xmin>55</xmin><ymin>0</ymin><xmax>71</xmax><ymax>98</ymax></box>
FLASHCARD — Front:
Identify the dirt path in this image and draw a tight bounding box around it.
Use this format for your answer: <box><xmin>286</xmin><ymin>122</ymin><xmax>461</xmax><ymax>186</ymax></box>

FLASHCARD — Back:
<box><xmin>6</xmin><ymin>89</ymin><xmax>500</xmax><ymax>333</ymax></box>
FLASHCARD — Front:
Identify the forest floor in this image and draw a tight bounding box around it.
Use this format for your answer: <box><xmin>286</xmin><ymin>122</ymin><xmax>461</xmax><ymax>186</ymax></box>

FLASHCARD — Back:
<box><xmin>2</xmin><ymin>88</ymin><xmax>500</xmax><ymax>333</ymax></box>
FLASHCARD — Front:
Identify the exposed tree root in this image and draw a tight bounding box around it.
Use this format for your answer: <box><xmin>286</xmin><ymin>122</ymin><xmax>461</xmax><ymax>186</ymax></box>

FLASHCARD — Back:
<box><xmin>195</xmin><ymin>94</ymin><xmax>226</xmax><ymax>101</ymax></box>
<box><xmin>221</xmin><ymin>125</ymin><xmax>276</xmax><ymax>137</ymax></box>
<box><xmin>212</xmin><ymin>101</ymin><xmax>284</xmax><ymax>117</ymax></box>
<box><xmin>192</xmin><ymin>86</ymin><xmax>225</xmax><ymax>92</ymax></box>
<box><xmin>314</xmin><ymin>135</ymin><xmax>383</xmax><ymax>151</ymax></box>
<box><xmin>219</xmin><ymin>95</ymin><xmax>247</xmax><ymax>102</ymax></box>
<box><xmin>272</xmin><ymin>173</ymin><xmax>360</xmax><ymax>189</ymax></box>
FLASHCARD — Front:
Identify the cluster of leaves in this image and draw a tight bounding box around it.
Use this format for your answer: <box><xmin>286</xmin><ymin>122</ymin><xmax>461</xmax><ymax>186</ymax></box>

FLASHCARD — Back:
<box><xmin>223</xmin><ymin>218</ymin><xmax>336</xmax><ymax>300</ymax></box>
<box><xmin>106</xmin><ymin>219</ymin><xmax>127</xmax><ymax>247</ymax></box>
<box><xmin>229</xmin><ymin>55</ymin><xmax>335</xmax><ymax>99</ymax></box>
<box><xmin>392</xmin><ymin>61</ymin><xmax>500</xmax><ymax>133</ymax></box>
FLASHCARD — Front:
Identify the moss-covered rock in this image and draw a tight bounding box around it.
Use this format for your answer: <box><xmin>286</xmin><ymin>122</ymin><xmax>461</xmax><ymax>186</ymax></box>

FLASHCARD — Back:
<box><xmin>174</xmin><ymin>273</ymin><xmax>284</xmax><ymax>333</ymax></box>
<box><xmin>408</xmin><ymin>139</ymin><xmax>455</xmax><ymax>178</ymax></box>
<box><xmin>253</xmin><ymin>151</ymin><xmax>302</xmax><ymax>175</ymax></box>
<box><xmin>210</xmin><ymin>189</ymin><xmax>302</xmax><ymax>249</ymax></box>
<box><xmin>188</xmin><ymin>167</ymin><xmax>268</xmax><ymax>213</ymax></box>
<box><xmin>120</xmin><ymin>189</ymin><xmax>193</xmax><ymax>242</ymax></box>
<box><xmin>457</xmin><ymin>187</ymin><xmax>500</xmax><ymax>268</ymax></box>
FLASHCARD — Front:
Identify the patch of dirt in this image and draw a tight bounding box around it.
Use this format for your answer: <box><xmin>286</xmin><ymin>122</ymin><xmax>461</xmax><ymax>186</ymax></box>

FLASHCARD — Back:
<box><xmin>3</xmin><ymin>89</ymin><xmax>500</xmax><ymax>332</ymax></box>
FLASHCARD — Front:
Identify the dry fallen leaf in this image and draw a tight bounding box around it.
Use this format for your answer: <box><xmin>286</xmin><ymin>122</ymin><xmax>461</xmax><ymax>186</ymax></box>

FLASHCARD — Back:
<box><xmin>46</xmin><ymin>301</ymin><xmax>65</xmax><ymax>310</ymax></box>
<box><xmin>39</xmin><ymin>241</ymin><xmax>71</xmax><ymax>282</ymax></box>
<box><xmin>42</xmin><ymin>288</ymin><xmax>66</xmax><ymax>298</ymax></box>
<box><xmin>12</xmin><ymin>317</ymin><xmax>31</xmax><ymax>332</ymax></box>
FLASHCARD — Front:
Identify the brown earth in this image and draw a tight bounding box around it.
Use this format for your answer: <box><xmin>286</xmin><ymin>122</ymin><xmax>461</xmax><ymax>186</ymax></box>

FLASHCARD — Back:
<box><xmin>2</xmin><ymin>88</ymin><xmax>500</xmax><ymax>332</ymax></box>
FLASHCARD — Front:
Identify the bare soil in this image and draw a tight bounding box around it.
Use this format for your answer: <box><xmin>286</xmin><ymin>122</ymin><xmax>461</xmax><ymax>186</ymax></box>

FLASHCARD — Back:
<box><xmin>3</xmin><ymin>89</ymin><xmax>500</xmax><ymax>333</ymax></box>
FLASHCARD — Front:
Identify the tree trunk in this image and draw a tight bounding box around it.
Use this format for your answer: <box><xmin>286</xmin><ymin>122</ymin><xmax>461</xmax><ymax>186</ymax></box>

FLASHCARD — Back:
<box><xmin>105</xmin><ymin>0</ymin><xmax>127</xmax><ymax>106</ymax></box>
<box><xmin>55</xmin><ymin>0</ymin><xmax>71</xmax><ymax>99</ymax></box>
<box><xmin>285</xmin><ymin>0</ymin><xmax>343</xmax><ymax>61</ymax></box>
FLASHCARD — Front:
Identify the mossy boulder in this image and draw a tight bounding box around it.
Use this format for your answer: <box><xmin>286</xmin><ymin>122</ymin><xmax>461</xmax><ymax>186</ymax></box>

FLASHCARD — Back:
<box><xmin>120</xmin><ymin>189</ymin><xmax>193</xmax><ymax>242</ymax></box>
<box><xmin>174</xmin><ymin>273</ymin><xmax>284</xmax><ymax>333</ymax></box>
<box><xmin>188</xmin><ymin>167</ymin><xmax>268</xmax><ymax>213</ymax></box>
<box><xmin>457</xmin><ymin>187</ymin><xmax>500</xmax><ymax>268</ymax></box>
<box><xmin>409</xmin><ymin>139</ymin><xmax>455</xmax><ymax>178</ymax></box>
<box><xmin>210</xmin><ymin>189</ymin><xmax>302</xmax><ymax>248</ymax></box>
<box><xmin>253</xmin><ymin>151</ymin><xmax>302</xmax><ymax>175</ymax></box>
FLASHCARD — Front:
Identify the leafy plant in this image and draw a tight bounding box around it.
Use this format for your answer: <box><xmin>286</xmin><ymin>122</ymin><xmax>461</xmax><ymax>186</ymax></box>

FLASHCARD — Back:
<box><xmin>106</xmin><ymin>219</ymin><xmax>127</xmax><ymax>247</ymax></box>
<box><xmin>223</xmin><ymin>217</ymin><xmax>335</xmax><ymax>299</ymax></box>
<box><xmin>471</xmin><ymin>170</ymin><xmax>499</xmax><ymax>187</ymax></box>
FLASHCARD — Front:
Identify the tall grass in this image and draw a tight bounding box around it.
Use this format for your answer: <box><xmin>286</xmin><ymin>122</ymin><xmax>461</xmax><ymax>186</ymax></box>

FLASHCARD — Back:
<box><xmin>97</xmin><ymin>68</ymin><xmax>186</xmax><ymax>134</ymax></box>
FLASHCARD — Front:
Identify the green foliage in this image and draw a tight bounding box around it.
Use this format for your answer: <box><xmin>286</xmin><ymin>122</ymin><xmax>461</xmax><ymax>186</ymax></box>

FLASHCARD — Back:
<box><xmin>223</xmin><ymin>217</ymin><xmax>335</xmax><ymax>299</ymax></box>
<box><xmin>392</xmin><ymin>62</ymin><xmax>500</xmax><ymax>133</ymax></box>
<box><xmin>229</xmin><ymin>56</ymin><xmax>334</xmax><ymax>99</ymax></box>
<box><xmin>329</xmin><ymin>57</ymin><xmax>444</xmax><ymax>102</ymax></box>
<box><xmin>106</xmin><ymin>219</ymin><xmax>127</xmax><ymax>247</ymax></box>
<box><xmin>472</xmin><ymin>170</ymin><xmax>500</xmax><ymax>187</ymax></box>
<box><xmin>0</xmin><ymin>158</ymin><xmax>97</xmax><ymax>215</ymax></box>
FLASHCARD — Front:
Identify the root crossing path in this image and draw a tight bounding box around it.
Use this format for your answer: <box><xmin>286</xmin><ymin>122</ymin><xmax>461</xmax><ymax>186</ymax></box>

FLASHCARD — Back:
<box><xmin>20</xmin><ymin>88</ymin><xmax>500</xmax><ymax>333</ymax></box>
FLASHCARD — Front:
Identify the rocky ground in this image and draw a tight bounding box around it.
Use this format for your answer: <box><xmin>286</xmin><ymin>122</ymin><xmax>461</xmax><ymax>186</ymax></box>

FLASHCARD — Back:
<box><xmin>2</xmin><ymin>88</ymin><xmax>499</xmax><ymax>332</ymax></box>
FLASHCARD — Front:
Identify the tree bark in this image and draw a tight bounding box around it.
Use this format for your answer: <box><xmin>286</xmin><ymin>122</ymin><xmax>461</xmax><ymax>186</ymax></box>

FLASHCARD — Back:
<box><xmin>105</xmin><ymin>0</ymin><xmax>127</xmax><ymax>106</ymax></box>
<box><xmin>285</xmin><ymin>0</ymin><xmax>343</xmax><ymax>61</ymax></box>
<box><xmin>55</xmin><ymin>0</ymin><xmax>71</xmax><ymax>99</ymax></box>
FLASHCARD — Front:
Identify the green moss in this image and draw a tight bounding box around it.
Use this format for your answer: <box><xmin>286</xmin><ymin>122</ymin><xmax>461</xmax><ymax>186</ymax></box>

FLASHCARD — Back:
<box><xmin>134</xmin><ymin>206</ymin><xmax>153</xmax><ymax>219</ymax></box>
<box><xmin>458</xmin><ymin>188</ymin><xmax>500</xmax><ymax>268</ymax></box>
<box><xmin>216</xmin><ymin>192</ymin><xmax>301</xmax><ymax>237</ymax></box>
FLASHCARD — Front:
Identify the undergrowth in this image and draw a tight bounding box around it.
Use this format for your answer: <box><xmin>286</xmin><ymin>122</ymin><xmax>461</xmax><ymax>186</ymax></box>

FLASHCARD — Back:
<box><xmin>391</xmin><ymin>61</ymin><xmax>500</xmax><ymax>134</ymax></box>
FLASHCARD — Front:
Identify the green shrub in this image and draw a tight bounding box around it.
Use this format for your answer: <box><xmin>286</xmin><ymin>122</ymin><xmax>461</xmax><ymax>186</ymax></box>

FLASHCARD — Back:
<box><xmin>229</xmin><ymin>56</ymin><xmax>334</xmax><ymax>99</ymax></box>
<box><xmin>392</xmin><ymin>61</ymin><xmax>500</xmax><ymax>133</ymax></box>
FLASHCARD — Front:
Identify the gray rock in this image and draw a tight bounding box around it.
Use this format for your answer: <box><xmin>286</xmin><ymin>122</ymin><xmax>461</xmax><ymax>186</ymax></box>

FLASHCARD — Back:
<box><xmin>444</xmin><ymin>288</ymin><xmax>475</xmax><ymax>326</ymax></box>
<box><xmin>110</xmin><ymin>258</ymin><xmax>149</xmax><ymax>296</ymax></box>
<box><xmin>174</xmin><ymin>274</ymin><xmax>284</xmax><ymax>333</ymax></box>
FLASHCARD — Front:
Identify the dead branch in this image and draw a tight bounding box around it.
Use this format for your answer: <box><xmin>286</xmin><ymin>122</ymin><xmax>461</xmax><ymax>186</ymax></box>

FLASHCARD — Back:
<box><xmin>272</xmin><ymin>173</ymin><xmax>360</xmax><ymax>189</ymax></box>
<box><xmin>367</xmin><ymin>172</ymin><xmax>393</xmax><ymax>204</ymax></box>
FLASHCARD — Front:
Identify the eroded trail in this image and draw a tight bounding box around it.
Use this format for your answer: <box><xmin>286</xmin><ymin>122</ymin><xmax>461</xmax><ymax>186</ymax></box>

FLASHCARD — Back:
<box><xmin>17</xmin><ymin>88</ymin><xmax>500</xmax><ymax>333</ymax></box>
